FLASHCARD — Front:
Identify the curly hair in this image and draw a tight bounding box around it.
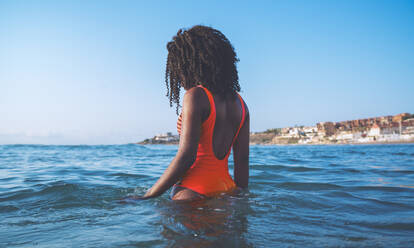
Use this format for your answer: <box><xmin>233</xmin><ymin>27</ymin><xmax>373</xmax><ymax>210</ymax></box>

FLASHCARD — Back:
<box><xmin>165</xmin><ymin>25</ymin><xmax>240</xmax><ymax>114</ymax></box>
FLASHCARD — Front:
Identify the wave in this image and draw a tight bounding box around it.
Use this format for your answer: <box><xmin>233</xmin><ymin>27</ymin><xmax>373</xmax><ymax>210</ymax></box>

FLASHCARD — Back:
<box><xmin>342</xmin><ymin>168</ymin><xmax>361</xmax><ymax>173</ymax></box>
<box><xmin>286</xmin><ymin>158</ymin><xmax>306</xmax><ymax>163</ymax></box>
<box><xmin>109</xmin><ymin>172</ymin><xmax>150</xmax><ymax>179</ymax></box>
<box><xmin>349</xmin><ymin>185</ymin><xmax>414</xmax><ymax>192</ymax></box>
<box><xmin>325</xmin><ymin>191</ymin><xmax>413</xmax><ymax>210</ymax></box>
<box><xmin>391</xmin><ymin>152</ymin><xmax>408</xmax><ymax>156</ymax></box>
<box><xmin>0</xmin><ymin>181</ymin><xmax>132</xmax><ymax>212</ymax></box>
<box><xmin>277</xmin><ymin>182</ymin><xmax>342</xmax><ymax>191</ymax></box>
<box><xmin>354</xmin><ymin>221</ymin><xmax>414</xmax><ymax>231</ymax></box>
<box><xmin>311</xmin><ymin>154</ymin><xmax>338</xmax><ymax>159</ymax></box>
<box><xmin>0</xmin><ymin>182</ymin><xmax>79</xmax><ymax>202</ymax></box>
<box><xmin>253</xmin><ymin>164</ymin><xmax>321</xmax><ymax>172</ymax></box>
<box><xmin>0</xmin><ymin>204</ymin><xmax>19</xmax><ymax>213</ymax></box>
<box><xmin>345</xmin><ymin>150</ymin><xmax>366</xmax><ymax>155</ymax></box>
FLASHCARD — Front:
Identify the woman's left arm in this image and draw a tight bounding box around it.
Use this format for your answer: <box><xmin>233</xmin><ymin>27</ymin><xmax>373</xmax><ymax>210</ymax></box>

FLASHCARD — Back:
<box><xmin>143</xmin><ymin>88</ymin><xmax>203</xmax><ymax>198</ymax></box>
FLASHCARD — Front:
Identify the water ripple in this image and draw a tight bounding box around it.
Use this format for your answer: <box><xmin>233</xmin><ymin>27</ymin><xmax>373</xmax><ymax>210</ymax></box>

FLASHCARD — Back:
<box><xmin>0</xmin><ymin>144</ymin><xmax>413</xmax><ymax>247</ymax></box>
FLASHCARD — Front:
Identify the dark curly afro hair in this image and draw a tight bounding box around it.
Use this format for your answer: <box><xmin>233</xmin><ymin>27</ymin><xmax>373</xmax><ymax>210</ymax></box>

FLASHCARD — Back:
<box><xmin>165</xmin><ymin>25</ymin><xmax>240</xmax><ymax>114</ymax></box>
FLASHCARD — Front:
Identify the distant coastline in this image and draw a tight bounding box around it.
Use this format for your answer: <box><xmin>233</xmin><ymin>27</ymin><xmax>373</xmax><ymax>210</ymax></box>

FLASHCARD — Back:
<box><xmin>138</xmin><ymin>132</ymin><xmax>179</xmax><ymax>145</ymax></box>
<box><xmin>138</xmin><ymin>112</ymin><xmax>414</xmax><ymax>145</ymax></box>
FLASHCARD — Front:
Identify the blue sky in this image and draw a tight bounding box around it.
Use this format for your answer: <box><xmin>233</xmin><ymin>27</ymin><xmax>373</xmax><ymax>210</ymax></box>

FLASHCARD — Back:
<box><xmin>1</xmin><ymin>0</ymin><xmax>413</xmax><ymax>144</ymax></box>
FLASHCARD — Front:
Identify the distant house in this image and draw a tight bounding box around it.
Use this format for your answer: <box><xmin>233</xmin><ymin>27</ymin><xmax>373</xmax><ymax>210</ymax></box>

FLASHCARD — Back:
<box><xmin>368</xmin><ymin>123</ymin><xmax>400</xmax><ymax>137</ymax></box>
<box><xmin>368</xmin><ymin>124</ymin><xmax>381</xmax><ymax>137</ymax></box>
<box><xmin>154</xmin><ymin>132</ymin><xmax>179</xmax><ymax>142</ymax></box>
<box><xmin>281</xmin><ymin>127</ymin><xmax>290</xmax><ymax>135</ymax></box>
<box><xmin>303</xmin><ymin>126</ymin><xmax>317</xmax><ymax>133</ymax></box>
<box><xmin>317</xmin><ymin>122</ymin><xmax>335</xmax><ymax>136</ymax></box>
<box><xmin>402</xmin><ymin>119</ymin><xmax>414</xmax><ymax>135</ymax></box>
<box><xmin>381</xmin><ymin>123</ymin><xmax>400</xmax><ymax>135</ymax></box>
<box><xmin>288</xmin><ymin>128</ymin><xmax>299</xmax><ymax>137</ymax></box>
<box><xmin>336</xmin><ymin>131</ymin><xmax>353</xmax><ymax>141</ymax></box>
<box><xmin>392</xmin><ymin>113</ymin><xmax>410</xmax><ymax>122</ymax></box>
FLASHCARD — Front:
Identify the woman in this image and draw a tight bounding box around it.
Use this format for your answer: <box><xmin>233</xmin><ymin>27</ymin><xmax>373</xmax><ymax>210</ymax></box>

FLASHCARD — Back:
<box><xmin>143</xmin><ymin>25</ymin><xmax>249</xmax><ymax>201</ymax></box>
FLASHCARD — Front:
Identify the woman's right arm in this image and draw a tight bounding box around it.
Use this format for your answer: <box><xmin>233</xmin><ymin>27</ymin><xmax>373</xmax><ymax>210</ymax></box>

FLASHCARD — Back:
<box><xmin>233</xmin><ymin>102</ymin><xmax>250</xmax><ymax>188</ymax></box>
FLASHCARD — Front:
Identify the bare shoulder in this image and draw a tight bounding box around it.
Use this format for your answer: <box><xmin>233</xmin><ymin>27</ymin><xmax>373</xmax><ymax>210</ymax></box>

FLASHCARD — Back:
<box><xmin>240</xmin><ymin>96</ymin><xmax>249</xmax><ymax>118</ymax></box>
<box><xmin>183</xmin><ymin>87</ymin><xmax>209</xmax><ymax>111</ymax></box>
<box><xmin>183</xmin><ymin>86</ymin><xmax>206</xmax><ymax>100</ymax></box>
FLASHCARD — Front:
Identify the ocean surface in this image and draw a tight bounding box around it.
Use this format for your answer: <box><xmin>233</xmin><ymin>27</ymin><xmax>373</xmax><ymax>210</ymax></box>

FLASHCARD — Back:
<box><xmin>0</xmin><ymin>144</ymin><xmax>413</xmax><ymax>247</ymax></box>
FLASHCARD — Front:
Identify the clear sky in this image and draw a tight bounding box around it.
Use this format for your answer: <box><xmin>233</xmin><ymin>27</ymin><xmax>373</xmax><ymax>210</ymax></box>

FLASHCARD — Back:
<box><xmin>1</xmin><ymin>0</ymin><xmax>413</xmax><ymax>144</ymax></box>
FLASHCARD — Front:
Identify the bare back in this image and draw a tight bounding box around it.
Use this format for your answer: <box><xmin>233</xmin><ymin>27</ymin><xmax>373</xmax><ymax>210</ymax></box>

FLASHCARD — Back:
<box><xmin>212</xmin><ymin>94</ymin><xmax>245</xmax><ymax>160</ymax></box>
<box><xmin>201</xmin><ymin>88</ymin><xmax>250</xmax><ymax>188</ymax></box>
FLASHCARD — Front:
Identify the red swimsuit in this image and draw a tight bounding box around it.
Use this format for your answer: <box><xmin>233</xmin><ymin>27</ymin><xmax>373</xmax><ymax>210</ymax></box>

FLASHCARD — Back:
<box><xmin>176</xmin><ymin>85</ymin><xmax>246</xmax><ymax>197</ymax></box>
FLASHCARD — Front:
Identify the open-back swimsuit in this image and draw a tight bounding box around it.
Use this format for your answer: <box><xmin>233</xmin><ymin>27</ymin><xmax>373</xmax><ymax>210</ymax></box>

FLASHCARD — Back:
<box><xmin>175</xmin><ymin>85</ymin><xmax>246</xmax><ymax>197</ymax></box>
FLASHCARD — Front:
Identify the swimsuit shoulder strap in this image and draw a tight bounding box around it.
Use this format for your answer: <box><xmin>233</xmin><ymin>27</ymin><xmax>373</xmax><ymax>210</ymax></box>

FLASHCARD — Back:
<box><xmin>225</xmin><ymin>92</ymin><xmax>246</xmax><ymax>157</ymax></box>
<box><xmin>177</xmin><ymin>85</ymin><xmax>215</xmax><ymax>136</ymax></box>
<box><xmin>197</xmin><ymin>85</ymin><xmax>216</xmax><ymax>123</ymax></box>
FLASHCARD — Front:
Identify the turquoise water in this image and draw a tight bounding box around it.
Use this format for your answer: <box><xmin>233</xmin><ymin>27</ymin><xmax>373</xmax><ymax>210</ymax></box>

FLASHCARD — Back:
<box><xmin>1</xmin><ymin>144</ymin><xmax>414</xmax><ymax>247</ymax></box>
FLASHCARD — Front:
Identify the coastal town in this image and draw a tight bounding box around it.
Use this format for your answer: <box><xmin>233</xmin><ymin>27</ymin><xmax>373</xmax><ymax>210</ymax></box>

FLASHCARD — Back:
<box><xmin>138</xmin><ymin>113</ymin><xmax>414</xmax><ymax>145</ymax></box>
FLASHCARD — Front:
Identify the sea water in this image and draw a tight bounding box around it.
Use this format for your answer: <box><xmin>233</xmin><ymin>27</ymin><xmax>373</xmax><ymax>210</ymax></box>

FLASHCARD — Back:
<box><xmin>0</xmin><ymin>144</ymin><xmax>413</xmax><ymax>247</ymax></box>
